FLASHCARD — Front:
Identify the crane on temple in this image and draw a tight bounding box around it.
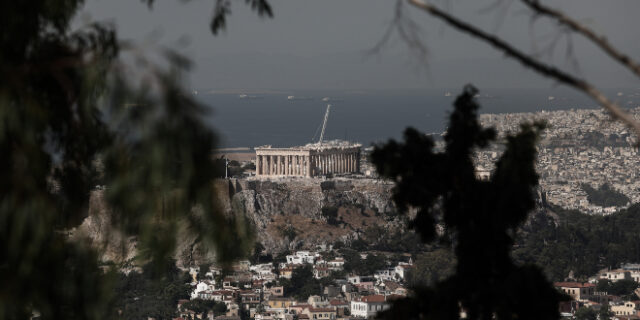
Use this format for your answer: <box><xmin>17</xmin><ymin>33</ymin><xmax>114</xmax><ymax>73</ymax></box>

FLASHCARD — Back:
<box><xmin>254</xmin><ymin>103</ymin><xmax>361</xmax><ymax>177</ymax></box>
<box><xmin>318</xmin><ymin>104</ymin><xmax>331</xmax><ymax>145</ymax></box>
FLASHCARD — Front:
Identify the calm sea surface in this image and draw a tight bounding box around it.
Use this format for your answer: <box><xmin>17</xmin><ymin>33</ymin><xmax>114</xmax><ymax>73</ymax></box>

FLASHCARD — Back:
<box><xmin>199</xmin><ymin>88</ymin><xmax>639</xmax><ymax>148</ymax></box>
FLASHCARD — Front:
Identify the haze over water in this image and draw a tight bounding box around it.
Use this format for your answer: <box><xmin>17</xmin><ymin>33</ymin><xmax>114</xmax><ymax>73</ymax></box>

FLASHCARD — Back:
<box><xmin>203</xmin><ymin>87</ymin><xmax>640</xmax><ymax>148</ymax></box>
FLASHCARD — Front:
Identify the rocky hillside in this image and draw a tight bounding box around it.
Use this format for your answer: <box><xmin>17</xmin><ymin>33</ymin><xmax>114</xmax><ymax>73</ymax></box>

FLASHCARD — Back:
<box><xmin>75</xmin><ymin>177</ymin><xmax>562</xmax><ymax>267</ymax></box>
<box><xmin>217</xmin><ymin>178</ymin><xmax>401</xmax><ymax>254</ymax></box>
<box><xmin>75</xmin><ymin>177</ymin><xmax>400</xmax><ymax>267</ymax></box>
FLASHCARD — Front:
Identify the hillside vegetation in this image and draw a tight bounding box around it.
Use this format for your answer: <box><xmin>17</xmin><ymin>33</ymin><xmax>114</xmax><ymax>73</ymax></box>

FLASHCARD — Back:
<box><xmin>580</xmin><ymin>183</ymin><xmax>630</xmax><ymax>207</ymax></box>
<box><xmin>514</xmin><ymin>204</ymin><xmax>640</xmax><ymax>280</ymax></box>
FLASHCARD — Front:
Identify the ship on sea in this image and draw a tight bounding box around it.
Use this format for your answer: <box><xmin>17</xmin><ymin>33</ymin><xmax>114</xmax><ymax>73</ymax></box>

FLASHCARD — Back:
<box><xmin>238</xmin><ymin>94</ymin><xmax>262</xmax><ymax>99</ymax></box>
<box><xmin>287</xmin><ymin>95</ymin><xmax>313</xmax><ymax>101</ymax></box>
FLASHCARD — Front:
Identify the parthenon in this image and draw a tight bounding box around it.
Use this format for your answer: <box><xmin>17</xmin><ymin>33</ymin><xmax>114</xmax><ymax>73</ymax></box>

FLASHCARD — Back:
<box><xmin>255</xmin><ymin>140</ymin><xmax>361</xmax><ymax>177</ymax></box>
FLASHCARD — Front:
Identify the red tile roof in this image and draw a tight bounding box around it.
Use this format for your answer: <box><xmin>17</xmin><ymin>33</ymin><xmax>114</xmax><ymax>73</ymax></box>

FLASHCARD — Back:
<box><xmin>329</xmin><ymin>300</ymin><xmax>348</xmax><ymax>306</ymax></box>
<box><xmin>359</xmin><ymin>295</ymin><xmax>386</xmax><ymax>303</ymax></box>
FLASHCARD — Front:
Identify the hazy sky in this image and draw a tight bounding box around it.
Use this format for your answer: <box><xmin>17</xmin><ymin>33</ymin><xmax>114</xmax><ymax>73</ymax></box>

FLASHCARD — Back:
<box><xmin>81</xmin><ymin>0</ymin><xmax>640</xmax><ymax>91</ymax></box>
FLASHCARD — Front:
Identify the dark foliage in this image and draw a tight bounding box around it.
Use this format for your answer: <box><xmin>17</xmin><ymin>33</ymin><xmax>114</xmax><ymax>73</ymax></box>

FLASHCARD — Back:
<box><xmin>596</xmin><ymin>279</ymin><xmax>638</xmax><ymax>297</ymax></box>
<box><xmin>210</xmin><ymin>0</ymin><xmax>273</xmax><ymax>35</ymax></box>
<box><xmin>372</xmin><ymin>86</ymin><xmax>565</xmax><ymax>320</ymax></box>
<box><xmin>322</xmin><ymin>206</ymin><xmax>340</xmax><ymax>225</ymax></box>
<box><xmin>278</xmin><ymin>225</ymin><xmax>298</xmax><ymax>240</ymax></box>
<box><xmin>273</xmin><ymin>250</ymin><xmax>291</xmax><ymax>267</ymax></box>
<box><xmin>111</xmin><ymin>261</ymin><xmax>191</xmax><ymax>319</ymax></box>
<box><xmin>360</xmin><ymin>225</ymin><xmax>427</xmax><ymax>253</ymax></box>
<box><xmin>249</xmin><ymin>242</ymin><xmax>273</xmax><ymax>264</ymax></box>
<box><xmin>0</xmin><ymin>0</ymin><xmax>271</xmax><ymax>318</ymax></box>
<box><xmin>280</xmin><ymin>265</ymin><xmax>322</xmax><ymax>300</ymax></box>
<box><xmin>340</xmin><ymin>249</ymin><xmax>388</xmax><ymax>276</ymax></box>
<box><xmin>574</xmin><ymin>307</ymin><xmax>597</xmax><ymax>320</ymax></box>
<box><xmin>407</xmin><ymin>248</ymin><xmax>456</xmax><ymax>287</ymax></box>
<box><xmin>214</xmin><ymin>157</ymin><xmax>247</xmax><ymax>177</ymax></box>
<box><xmin>513</xmin><ymin>204</ymin><xmax>640</xmax><ymax>280</ymax></box>
<box><xmin>180</xmin><ymin>299</ymin><xmax>227</xmax><ymax>316</ymax></box>
<box><xmin>580</xmin><ymin>183</ymin><xmax>629</xmax><ymax>207</ymax></box>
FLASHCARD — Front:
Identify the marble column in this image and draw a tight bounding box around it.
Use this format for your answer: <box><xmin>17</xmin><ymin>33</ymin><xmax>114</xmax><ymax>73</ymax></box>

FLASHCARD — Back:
<box><xmin>274</xmin><ymin>156</ymin><xmax>278</xmax><ymax>175</ymax></box>
<box><xmin>273</xmin><ymin>156</ymin><xmax>277</xmax><ymax>175</ymax></box>
<box><xmin>264</xmin><ymin>156</ymin><xmax>268</xmax><ymax>175</ymax></box>
<box><xmin>266</xmin><ymin>155</ymin><xmax>270</xmax><ymax>175</ymax></box>
<box><xmin>322</xmin><ymin>155</ymin><xmax>326</xmax><ymax>175</ymax></box>
<box><xmin>256</xmin><ymin>156</ymin><xmax>260</xmax><ymax>175</ymax></box>
<box><xmin>271</xmin><ymin>155</ymin><xmax>276</xmax><ymax>175</ymax></box>
<box><xmin>324</xmin><ymin>155</ymin><xmax>328</xmax><ymax>174</ymax></box>
<box><xmin>265</xmin><ymin>156</ymin><xmax>269</xmax><ymax>175</ymax></box>
<box><xmin>266</xmin><ymin>156</ymin><xmax>270</xmax><ymax>175</ymax></box>
<box><xmin>303</xmin><ymin>156</ymin><xmax>307</xmax><ymax>177</ymax></box>
<box><xmin>263</xmin><ymin>156</ymin><xmax>267</xmax><ymax>175</ymax></box>
<box><xmin>285</xmin><ymin>155</ymin><xmax>289</xmax><ymax>175</ymax></box>
<box><xmin>332</xmin><ymin>154</ymin><xmax>336</xmax><ymax>172</ymax></box>
<box><xmin>351</xmin><ymin>153</ymin><xmax>355</xmax><ymax>173</ymax></box>
<box><xmin>259</xmin><ymin>156</ymin><xmax>264</xmax><ymax>175</ymax></box>
<box><xmin>293</xmin><ymin>156</ymin><xmax>297</xmax><ymax>175</ymax></box>
<box><xmin>310</xmin><ymin>156</ymin><xmax>315</xmax><ymax>176</ymax></box>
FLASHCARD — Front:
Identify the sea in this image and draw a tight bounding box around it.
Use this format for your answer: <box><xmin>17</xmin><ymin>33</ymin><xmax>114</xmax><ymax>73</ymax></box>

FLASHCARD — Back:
<box><xmin>199</xmin><ymin>87</ymin><xmax>640</xmax><ymax>149</ymax></box>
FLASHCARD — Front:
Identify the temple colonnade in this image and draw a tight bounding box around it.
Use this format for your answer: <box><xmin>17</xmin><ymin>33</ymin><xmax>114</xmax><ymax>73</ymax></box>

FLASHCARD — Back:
<box><xmin>255</xmin><ymin>146</ymin><xmax>360</xmax><ymax>177</ymax></box>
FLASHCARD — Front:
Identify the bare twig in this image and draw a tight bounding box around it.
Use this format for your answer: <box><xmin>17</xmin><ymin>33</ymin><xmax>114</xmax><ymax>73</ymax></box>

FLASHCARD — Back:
<box><xmin>521</xmin><ymin>0</ymin><xmax>640</xmax><ymax>79</ymax></box>
<box><xmin>407</xmin><ymin>0</ymin><xmax>640</xmax><ymax>139</ymax></box>
<box><xmin>368</xmin><ymin>0</ymin><xmax>429</xmax><ymax>61</ymax></box>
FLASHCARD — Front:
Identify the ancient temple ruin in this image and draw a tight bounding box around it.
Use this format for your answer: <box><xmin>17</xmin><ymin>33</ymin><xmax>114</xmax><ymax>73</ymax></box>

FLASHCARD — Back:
<box><xmin>255</xmin><ymin>140</ymin><xmax>361</xmax><ymax>177</ymax></box>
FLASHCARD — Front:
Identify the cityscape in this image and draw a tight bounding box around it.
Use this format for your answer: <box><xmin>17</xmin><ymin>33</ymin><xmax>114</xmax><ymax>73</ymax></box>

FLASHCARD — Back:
<box><xmin>5</xmin><ymin>1</ymin><xmax>640</xmax><ymax>320</ymax></box>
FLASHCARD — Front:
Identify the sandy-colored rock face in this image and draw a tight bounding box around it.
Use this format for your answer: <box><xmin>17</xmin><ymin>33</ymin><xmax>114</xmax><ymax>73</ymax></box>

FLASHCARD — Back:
<box><xmin>77</xmin><ymin>178</ymin><xmax>398</xmax><ymax>267</ymax></box>
<box><xmin>72</xmin><ymin>190</ymin><xmax>138</xmax><ymax>263</ymax></box>
<box><xmin>221</xmin><ymin>178</ymin><xmax>399</xmax><ymax>254</ymax></box>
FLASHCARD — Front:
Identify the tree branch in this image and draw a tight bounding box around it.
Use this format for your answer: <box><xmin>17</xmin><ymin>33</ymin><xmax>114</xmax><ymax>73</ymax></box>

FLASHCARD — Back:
<box><xmin>521</xmin><ymin>0</ymin><xmax>640</xmax><ymax>79</ymax></box>
<box><xmin>407</xmin><ymin>0</ymin><xmax>640</xmax><ymax>139</ymax></box>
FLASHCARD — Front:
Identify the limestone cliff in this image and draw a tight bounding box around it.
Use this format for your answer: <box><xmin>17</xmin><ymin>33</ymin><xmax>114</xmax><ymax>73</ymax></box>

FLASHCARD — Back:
<box><xmin>218</xmin><ymin>178</ymin><xmax>399</xmax><ymax>254</ymax></box>
<box><xmin>76</xmin><ymin>177</ymin><xmax>399</xmax><ymax>267</ymax></box>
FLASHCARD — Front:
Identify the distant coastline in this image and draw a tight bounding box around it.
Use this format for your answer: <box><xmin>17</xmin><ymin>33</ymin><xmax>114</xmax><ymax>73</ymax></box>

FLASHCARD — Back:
<box><xmin>202</xmin><ymin>88</ymin><xmax>640</xmax><ymax>149</ymax></box>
